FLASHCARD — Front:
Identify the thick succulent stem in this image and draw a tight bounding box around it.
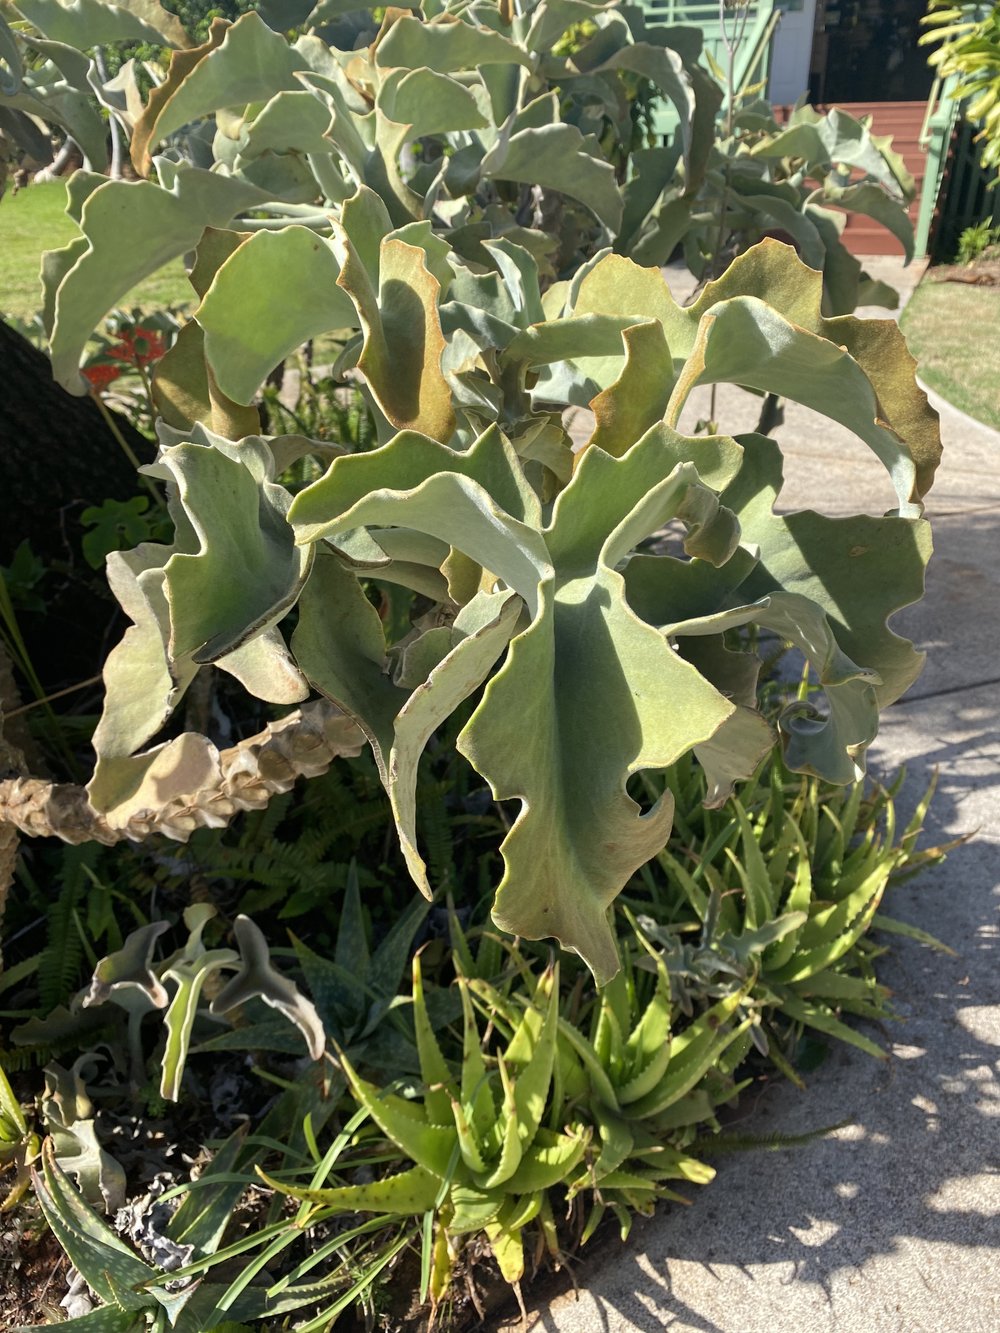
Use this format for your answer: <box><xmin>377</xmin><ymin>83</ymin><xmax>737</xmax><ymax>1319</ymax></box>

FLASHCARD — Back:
<box><xmin>0</xmin><ymin>701</ymin><xmax>366</xmax><ymax>847</ymax></box>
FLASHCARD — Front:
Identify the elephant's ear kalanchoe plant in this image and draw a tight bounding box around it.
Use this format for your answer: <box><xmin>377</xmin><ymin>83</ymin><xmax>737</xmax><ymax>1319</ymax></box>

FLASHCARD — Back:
<box><xmin>0</xmin><ymin>0</ymin><xmax>915</xmax><ymax>332</ymax></box>
<box><xmin>38</xmin><ymin>216</ymin><xmax>937</xmax><ymax>986</ymax></box>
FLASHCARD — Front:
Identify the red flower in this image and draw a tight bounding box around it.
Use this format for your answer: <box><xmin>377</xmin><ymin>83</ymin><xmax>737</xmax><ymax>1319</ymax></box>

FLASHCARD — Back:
<box><xmin>109</xmin><ymin>326</ymin><xmax>167</xmax><ymax>366</ymax></box>
<box><xmin>83</xmin><ymin>363</ymin><xmax>122</xmax><ymax>389</ymax></box>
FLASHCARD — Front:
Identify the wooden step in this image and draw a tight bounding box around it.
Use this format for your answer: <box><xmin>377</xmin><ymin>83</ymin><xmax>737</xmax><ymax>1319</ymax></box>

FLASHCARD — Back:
<box><xmin>831</xmin><ymin>102</ymin><xmax>928</xmax><ymax>256</ymax></box>
<box><xmin>771</xmin><ymin>100</ymin><xmax>930</xmax><ymax>256</ymax></box>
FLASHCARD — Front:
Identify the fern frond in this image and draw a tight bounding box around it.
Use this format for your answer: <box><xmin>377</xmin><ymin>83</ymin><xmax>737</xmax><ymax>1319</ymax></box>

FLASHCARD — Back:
<box><xmin>38</xmin><ymin>844</ymin><xmax>101</xmax><ymax>1010</ymax></box>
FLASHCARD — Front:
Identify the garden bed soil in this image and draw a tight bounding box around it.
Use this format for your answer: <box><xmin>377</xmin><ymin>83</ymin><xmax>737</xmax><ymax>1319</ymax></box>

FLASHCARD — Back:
<box><xmin>927</xmin><ymin>254</ymin><xmax>1000</xmax><ymax>287</ymax></box>
<box><xmin>0</xmin><ymin>1222</ymin><xmax>69</xmax><ymax>1329</ymax></box>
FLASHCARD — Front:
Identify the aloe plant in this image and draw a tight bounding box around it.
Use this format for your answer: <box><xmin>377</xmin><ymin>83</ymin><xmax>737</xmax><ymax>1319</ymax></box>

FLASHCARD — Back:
<box><xmin>264</xmin><ymin>954</ymin><xmax>572</xmax><ymax>1289</ymax></box>
<box><xmin>636</xmin><ymin>750</ymin><xmax>957</xmax><ymax>1068</ymax></box>
<box><xmin>262</xmin><ymin>930</ymin><xmax>746</xmax><ymax>1292</ymax></box>
<box><xmin>0</xmin><ymin>1061</ymin><xmax>39</xmax><ymax>1213</ymax></box>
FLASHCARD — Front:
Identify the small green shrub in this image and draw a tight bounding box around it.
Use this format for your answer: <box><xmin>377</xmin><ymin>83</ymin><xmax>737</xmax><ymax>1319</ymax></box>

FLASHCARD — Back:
<box><xmin>955</xmin><ymin>218</ymin><xmax>1000</xmax><ymax>264</ymax></box>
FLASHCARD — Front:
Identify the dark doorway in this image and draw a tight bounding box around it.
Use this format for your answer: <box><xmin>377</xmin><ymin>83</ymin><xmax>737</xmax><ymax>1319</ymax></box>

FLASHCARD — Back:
<box><xmin>809</xmin><ymin>0</ymin><xmax>935</xmax><ymax>104</ymax></box>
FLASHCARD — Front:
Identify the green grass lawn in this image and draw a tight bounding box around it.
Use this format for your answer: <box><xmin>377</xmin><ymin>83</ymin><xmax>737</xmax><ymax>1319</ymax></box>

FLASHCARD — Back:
<box><xmin>900</xmin><ymin>278</ymin><xmax>1000</xmax><ymax>430</ymax></box>
<box><xmin>0</xmin><ymin>180</ymin><xmax>192</xmax><ymax>321</ymax></box>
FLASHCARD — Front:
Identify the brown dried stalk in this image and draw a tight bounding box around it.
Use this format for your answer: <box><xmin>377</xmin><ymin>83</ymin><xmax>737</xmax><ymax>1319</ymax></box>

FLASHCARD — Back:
<box><xmin>0</xmin><ymin>701</ymin><xmax>366</xmax><ymax>847</ymax></box>
<box><xmin>0</xmin><ymin>642</ymin><xmax>30</xmax><ymax>965</ymax></box>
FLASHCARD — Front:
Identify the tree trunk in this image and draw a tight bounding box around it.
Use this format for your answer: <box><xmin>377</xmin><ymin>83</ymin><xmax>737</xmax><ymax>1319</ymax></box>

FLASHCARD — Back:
<box><xmin>0</xmin><ymin>318</ymin><xmax>154</xmax><ymax>564</ymax></box>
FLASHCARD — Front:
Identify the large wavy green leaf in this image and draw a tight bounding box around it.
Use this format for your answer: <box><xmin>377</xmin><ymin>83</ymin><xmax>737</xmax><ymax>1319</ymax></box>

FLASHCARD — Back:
<box><xmin>0</xmin><ymin>36</ymin><xmax>109</xmax><ymax>169</ymax></box>
<box><xmin>751</xmin><ymin>105</ymin><xmax>914</xmax><ymax>199</ymax></box>
<box><xmin>195</xmin><ymin>226</ymin><xmax>357</xmax><ymax>404</ymax></box>
<box><xmin>668</xmin><ymin>296</ymin><xmax>923</xmax><ymax>513</ymax></box>
<box><xmin>157</xmin><ymin>432</ymin><xmax>313</xmax><ymax>662</ymax></box>
<box><xmin>47</xmin><ymin>166</ymin><xmax>266</xmax><ymax>392</ymax></box>
<box><xmin>292</xmin><ymin>427</ymin><xmax>543</xmax><ymax>574</ymax></box>
<box><xmin>130</xmin><ymin>17</ymin><xmax>227</xmax><ymax>175</ymax></box>
<box><xmin>589</xmin><ymin>42</ymin><xmax>694</xmax><ymax>153</ymax></box>
<box><xmin>294</xmin><ymin>555</ymin><xmax>521</xmax><ymax>893</ymax></box>
<box><xmin>586</xmin><ymin>319</ymin><xmax>674</xmax><ymax>456</ymax></box>
<box><xmin>818</xmin><ymin>182</ymin><xmax>915</xmax><ymax>263</ymax></box>
<box><xmin>136</xmin><ymin>11</ymin><xmax>306</xmax><ymax>151</ymax></box>
<box><xmin>334</xmin><ymin>230</ymin><xmax>456</xmax><ymax>441</ymax></box>
<box><xmin>459</xmin><ymin>438</ymin><xmax>738</xmax><ymax>982</ymax></box>
<box><xmin>625</xmin><ymin>430</ymin><xmax>930</xmax><ymax>783</ymax></box>
<box><xmin>481</xmin><ymin>124</ymin><xmax>623</xmax><ymax>232</ymax></box>
<box><xmin>377</xmin><ymin>66</ymin><xmax>489</xmax><ymax>139</ymax></box>
<box><xmin>663</xmin><ymin>593</ymin><xmax>881</xmax><ymax>786</ymax></box>
<box><xmin>570</xmin><ymin>243</ymin><xmax>941</xmax><ymax>511</ymax></box>
<box><xmin>87</xmin><ymin>430</ymin><xmax>310</xmax><ymax>815</ymax></box>
<box><xmin>152</xmin><ymin>224</ymin><xmax>261</xmax><ymax>437</ymax></box>
<box><xmin>617</xmin><ymin>143</ymin><xmax>683</xmax><ymax>252</ymax></box>
<box><xmin>706</xmin><ymin>436</ymin><xmax>932</xmax><ymax>707</ymax></box>
<box><xmin>238</xmin><ymin>88</ymin><xmax>334</xmax><ymax>158</ymax></box>
<box><xmin>374</xmin><ymin>13</ymin><xmax>533</xmax><ymax>73</ymax></box>
<box><xmin>88</xmin><ymin>545</ymin><xmax>200</xmax><ymax>815</ymax></box>
<box><xmin>290</xmin><ymin>424</ymin><xmax>737</xmax><ymax>979</ymax></box>
<box><xmin>13</xmin><ymin>0</ymin><xmax>190</xmax><ymax>48</ymax></box>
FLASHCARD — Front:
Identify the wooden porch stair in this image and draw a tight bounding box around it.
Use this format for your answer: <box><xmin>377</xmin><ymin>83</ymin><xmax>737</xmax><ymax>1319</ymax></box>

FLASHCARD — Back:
<box><xmin>824</xmin><ymin>101</ymin><xmax>929</xmax><ymax>256</ymax></box>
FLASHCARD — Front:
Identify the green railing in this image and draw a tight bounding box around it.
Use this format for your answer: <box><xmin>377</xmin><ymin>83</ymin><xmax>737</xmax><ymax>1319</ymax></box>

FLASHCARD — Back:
<box><xmin>916</xmin><ymin>74</ymin><xmax>1000</xmax><ymax>258</ymax></box>
<box><xmin>915</xmin><ymin>76</ymin><xmax>960</xmax><ymax>258</ymax></box>
<box><xmin>644</xmin><ymin>0</ymin><xmax>778</xmax><ymax>136</ymax></box>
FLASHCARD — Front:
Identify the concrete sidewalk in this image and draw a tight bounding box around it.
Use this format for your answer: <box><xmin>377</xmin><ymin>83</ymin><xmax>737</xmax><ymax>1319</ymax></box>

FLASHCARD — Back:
<box><xmin>504</xmin><ymin>262</ymin><xmax>1000</xmax><ymax>1332</ymax></box>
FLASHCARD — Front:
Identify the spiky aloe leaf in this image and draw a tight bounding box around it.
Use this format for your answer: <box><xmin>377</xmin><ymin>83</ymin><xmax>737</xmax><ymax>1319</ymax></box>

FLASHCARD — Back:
<box><xmin>499</xmin><ymin>1125</ymin><xmax>590</xmax><ymax>1194</ymax></box>
<box><xmin>449</xmin><ymin>1183</ymin><xmax>504</xmax><ymax>1233</ymax></box>
<box><xmin>558</xmin><ymin>1017</ymin><xmax>620</xmax><ymax>1111</ymax></box>
<box><xmin>32</xmin><ymin>1143</ymin><xmax>155</xmax><ymax>1308</ymax></box>
<box><xmin>504</xmin><ymin>963</ymin><xmax>559</xmax><ymax>1148</ymax></box>
<box><xmin>13</xmin><ymin>1306</ymin><xmax>137</xmax><ymax>1332</ymax></box>
<box><xmin>337</xmin><ymin>1053</ymin><xmax>456</xmax><ymax>1179</ymax></box>
<box><xmin>259</xmin><ymin>1162</ymin><xmax>440</xmax><ymax>1215</ymax></box>
<box><xmin>473</xmin><ymin>1056</ymin><xmax>523</xmax><ymax>1191</ymax></box>
<box><xmin>483</xmin><ymin>1194</ymin><xmax>542</xmax><ymax>1285</ymax></box>
<box><xmin>412</xmin><ymin>951</ymin><xmax>455</xmax><ymax>1127</ymax></box>
<box><xmin>624</xmin><ymin>988</ymin><xmax>755</xmax><ymax>1120</ymax></box>
<box><xmin>871</xmin><ymin>913</ymin><xmax>955</xmax><ymax>955</ymax></box>
<box><xmin>166</xmin><ymin>1123</ymin><xmax>249</xmax><ymax>1255</ymax></box>
<box><xmin>457</xmin><ymin>977</ymin><xmax>496</xmax><ymax>1144</ymax></box>
<box><xmin>449</xmin><ymin>1096</ymin><xmax>489</xmax><ymax>1177</ymax></box>
<box><xmin>618</xmin><ymin>956</ymin><xmax>673</xmax><ymax>1106</ymax></box>
<box><xmin>580</xmin><ymin>1101</ymin><xmax>635</xmax><ymax>1189</ymax></box>
<box><xmin>769</xmin><ymin>887</ymin><xmax>891</xmax><ymax>986</ymax></box>
<box><xmin>774</xmin><ymin>991</ymin><xmax>889</xmax><ymax>1060</ymax></box>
